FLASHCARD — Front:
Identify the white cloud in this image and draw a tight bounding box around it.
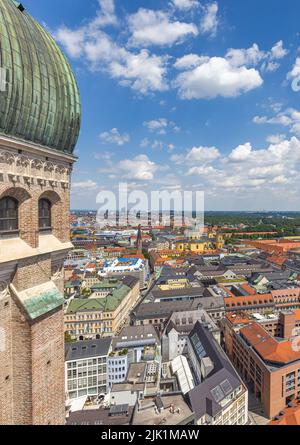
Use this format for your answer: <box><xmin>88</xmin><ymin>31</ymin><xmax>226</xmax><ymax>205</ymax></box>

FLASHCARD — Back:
<box><xmin>287</xmin><ymin>57</ymin><xmax>300</xmax><ymax>79</ymax></box>
<box><xmin>56</xmin><ymin>7</ymin><xmax>169</xmax><ymax>95</ymax></box>
<box><xmin>144</xmin><ymin>118</ymin><xmax>168</xmax><ymax>133</ymax></box>
<box><xmin>225</xmin><ymin>41</ymin><xmax>288</xmax><ymax>73</ymax></box>
<box><xmin>109</xmin><ymin>49</ymin><xmax>169</xmax><ymax>94</ymax></box>
<box><xmin>94</xmin><ymin>0</ymin><xmax>118</xmax><ymax>27</ymax></box>
<box><xmin>187</xmin><ymin>165</ymin><xmax>220</xmax><ymax>176</ymax></box>
<box><xmin>229</xmin><ymin>143</ymin><xmax>252</xmax><ymax>161</ymax></box>
<box><xmin>55</xmin><ymin>27</ymin><xmax>86</xmax><ymax>58</ymax></box>
<box><xmin>266</xmin><ymin>134</ymin><xmax>286</xmax><ymax>144</ymax></box>
<box><xmin>199</xmin><ymin>2</ymin><xmax>219</xmax><ymax>37</ymax></box>
<box><xmin>186</xmin><ymin>146</ymin><xmax>220</xmax><ymax>162</ymax></box>
<box><xmin>185</xmin><ymin>136</ymin><xmax>300</xmax><ymax>193</ymax></box>
<box><xmin>264</xmin><ymin>61</ymin><xmax>280</xmax><ymax>72</ymax></box>
<box><xmin>172</xmin><ymin>0</ymin><xmax>199</xmax><ymax>10</ymax></box>
<box><xmin>253</xmin><ymin>108</ymin><xmax>300</xmax><ymax>135</ymax></box>
<box><xmin>225</xmin><ymin>44</ymin><xmax>265</xmax><ymax>67</ymax></box>
<box><xmin>143</xmin><ymin>118</ymin><xmax>180</xmax><ymax>134</ymax></box>
<box><xmin>118</xmin><ymin>155</ymin><xmax>158</xmax><ymax>180</ymax></box>
<box><xmin>128</xmin><ymin>8</ymin><xmax>198</xmax><ymax>47</ymax></box>
<box><xmin>174</xmin><ymin>54</ymin><xmax>209</xmax><ymax>70</ymax></box>
<box><xmin>174</xmin><ymin>56</ymin><xmax>263</xmax><ymax>99</ymax></box>
<box><xmin>271</xmin><ymin>40</ymin><xmax>288</xmax><ymax>59</ymax></box>
<box><xmin>99</xmin><ymin>128</ymin><xmax>130</xmax><ymax>145</ymax></box>
<box><xmin>72</xmin><ymin>180</ymin><xmax>98</xmax><ymax>190</ymax></box>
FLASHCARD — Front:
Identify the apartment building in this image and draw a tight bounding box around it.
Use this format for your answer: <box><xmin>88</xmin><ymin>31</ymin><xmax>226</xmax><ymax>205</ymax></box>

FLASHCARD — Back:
<box><xmin>186</xmin><ymin>322</ymin><xmax>248</xmax><ymax>425</ymax></box>
<box><xmin>223</xmin><ymin>314</ymin><xmax>300</xmax><ymax>419</ymax></box>
<box><xmin>65</xmin><ymin>338</ymin><xmax>112</xmax><ymax>400</ymax></box>
<box><xmin>64</xmin><ymin>276</ymin><xmax>139</xmax><ymax>339</ymax></box>
<box><xmin>161</xmin><ymin>309</ymin><xmax>220</xmax><ymax>362</ymax></box>
<box><xmin>107</xmin><ymin>351</ymin><xmax>129</xmax><ymax>391</ymax></box>
<box><xmin>113</xmin><ymin>325</ymin><xmax>160</xmax><ymax>363</ymax></box>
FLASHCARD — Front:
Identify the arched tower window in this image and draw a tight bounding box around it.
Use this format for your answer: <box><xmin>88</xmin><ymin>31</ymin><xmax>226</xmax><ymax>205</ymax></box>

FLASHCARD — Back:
<box><xmin>39</xmin><ymin>199</ymin><xmax>52</xmax><ymax>230</ymax></box>
<box><xmin>0</xmin><ymin>197</ymin><xmax>18</xmax><ymax>232</ymax></box>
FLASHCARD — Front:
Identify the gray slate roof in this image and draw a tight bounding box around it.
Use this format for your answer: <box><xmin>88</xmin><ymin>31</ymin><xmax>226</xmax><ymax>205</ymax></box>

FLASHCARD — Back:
<box><xmin>65</xmin><ymin>338</ymin><xmax>112</xmax><ymax>361</ymax></box>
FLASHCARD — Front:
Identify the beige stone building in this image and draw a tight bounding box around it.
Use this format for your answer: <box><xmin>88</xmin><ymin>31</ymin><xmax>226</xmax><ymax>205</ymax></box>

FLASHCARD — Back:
<box><xmin>64</xmin><ymin>276</ymin><xmax>140</xmax><ymax>339</ymax></box>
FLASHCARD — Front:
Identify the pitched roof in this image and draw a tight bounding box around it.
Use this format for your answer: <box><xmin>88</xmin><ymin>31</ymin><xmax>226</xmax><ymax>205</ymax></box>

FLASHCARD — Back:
<box><xmin>187</xmin><ymin>322</ymin><xmax>244</xmax><ymax>419</ymax></box>
<box><xmin>65</xmin><ymin>338</ymin><xmax>112</xmax><ymax>361</ymax></box>
<box><xmin>269</xmin><ymin>400</ymin><xmax>300</xmax><ymax>425</ymax></box>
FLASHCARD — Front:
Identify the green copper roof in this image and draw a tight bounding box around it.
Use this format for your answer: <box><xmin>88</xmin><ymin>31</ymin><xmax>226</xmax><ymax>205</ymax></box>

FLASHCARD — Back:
<box><xmin>22</xmin><ymin>287</ymin><xmax>64</xmax><ymax>321</ymax></box>
<box><xmin>66</xmin><ymin>285</ymin><xmax>132</xmax><ymax>314</ymax></box>
<box><xmin>0</xmin><ymin>0</ymin><xmax>81</xmax><ymax>153</ymax></box>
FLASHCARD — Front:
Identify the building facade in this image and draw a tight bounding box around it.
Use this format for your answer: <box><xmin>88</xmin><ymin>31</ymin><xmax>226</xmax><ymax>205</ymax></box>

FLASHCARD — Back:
<box><xmin>187</xmin><ymin>322</ymin><xmax>248</xmax><ymax>426</ymax></box>
<box><xmin>65</xmin><ymin>338</ymin><xmax>112</xmax><ymax>400</ymax></box>
<box><xmin>222</xmin><ymin>313</ymin><xmax>300</xmax><ymax>419</ymax></box>
<box><xmin>107</xmin><ymin>352</ymin><xmax>129</xmax><ymax>391</ymax></box>
<box><xmin>65</xmin><ymin>276</ymin><xmax>140</xmax><ymax>339</ymax></box>
<box><xmin>0</xmin><ymin>0</ymin><xmax>80</xmax><ymax>425</ymax></box>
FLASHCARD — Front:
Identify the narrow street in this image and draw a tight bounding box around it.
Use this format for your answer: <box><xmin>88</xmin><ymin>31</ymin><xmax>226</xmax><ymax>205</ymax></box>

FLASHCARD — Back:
<box><xmin>247</xmin><ymin>388</ymin><xmax>269</xmax><ymax>425</ymax></box>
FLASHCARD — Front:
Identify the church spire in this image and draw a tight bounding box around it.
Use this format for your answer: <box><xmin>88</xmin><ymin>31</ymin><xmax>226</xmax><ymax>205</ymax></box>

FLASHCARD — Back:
<box><xmin>136</xmin><ymin>224</ymin><xmax>143</xmax><ymax>254</ymax></box>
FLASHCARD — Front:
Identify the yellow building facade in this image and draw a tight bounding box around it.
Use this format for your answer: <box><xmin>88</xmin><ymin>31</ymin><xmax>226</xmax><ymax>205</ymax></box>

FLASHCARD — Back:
<box><xmin>175</xmin><ymin>229</ymin><xmax>224</xmax><ymax>253</ymax></box>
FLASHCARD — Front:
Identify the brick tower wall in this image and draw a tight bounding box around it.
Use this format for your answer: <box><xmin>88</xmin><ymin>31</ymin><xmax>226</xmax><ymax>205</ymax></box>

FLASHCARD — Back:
<box><xmin>0</xmin><ymin>139</ymin><xmax>75</xmax><ymax>425</ymax></box>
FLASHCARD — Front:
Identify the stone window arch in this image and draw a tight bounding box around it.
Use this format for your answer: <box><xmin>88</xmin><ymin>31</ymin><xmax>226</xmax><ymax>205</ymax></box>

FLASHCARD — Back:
<box><xmin>39</xmin><ymin>198</ymin><xmax>52</xmax><ymax>230</ymax></box>
<box><xmin>0</xmin><ymin>187</ymin><xmax>33</xmax><ymax>244</ymax></box>
<box><xmin>38</xmin><ymin>190</ymin><xmax>65</xmax><ymax>241</ymax></box>
<box><xmin>0</xmin><ymin>196</ymin><xmax>18</xmax><ymax>232</ymax></box>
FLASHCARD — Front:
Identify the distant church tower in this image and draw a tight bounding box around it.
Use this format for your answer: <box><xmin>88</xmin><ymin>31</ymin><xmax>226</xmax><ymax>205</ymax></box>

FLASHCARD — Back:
<box><xmin>0</xmin><ymin>0</ymin><xmax>81</xmax><ymax>425</ymax></box>
<box><xmin>136</xmin><ymin>224</ymin><xmax>143</xmax><ymax>254</ymax></box>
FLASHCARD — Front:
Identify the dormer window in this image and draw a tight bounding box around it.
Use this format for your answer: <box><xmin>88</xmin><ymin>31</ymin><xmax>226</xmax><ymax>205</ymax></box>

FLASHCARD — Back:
<box><xmin>0</xmin><ymin>197</ymin><xmax>18</xmax><ymax>233</ymax></box>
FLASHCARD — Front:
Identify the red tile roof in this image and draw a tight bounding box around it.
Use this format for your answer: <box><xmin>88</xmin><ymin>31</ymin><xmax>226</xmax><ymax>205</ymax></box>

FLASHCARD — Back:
<box><xmin>240</xmin><ymin>323</ymin><xmax>300</xmax><ymax>364</ymax></box>
<box><xmin>269</xmin><ymin>400</ymin><xmax>300</xmax><ymax>425</ymax></box>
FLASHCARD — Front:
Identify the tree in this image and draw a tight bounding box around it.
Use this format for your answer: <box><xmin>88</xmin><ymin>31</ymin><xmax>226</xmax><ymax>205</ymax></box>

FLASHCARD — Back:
<box><xmin>64</xmin><ymin>332</ymin><xmax>73</xmax><ymax>343</ymax></box>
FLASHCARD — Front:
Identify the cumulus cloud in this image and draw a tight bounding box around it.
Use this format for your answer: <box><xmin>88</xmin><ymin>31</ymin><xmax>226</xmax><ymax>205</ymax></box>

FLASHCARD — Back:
<box><xmin>253</xmin><ymin>108</ymin><xmax>300</xmax><ymax>136</ymax></box>
<box><xmin>172</xmin><ymin>0</ymin><xmax>199</xmax><ymax>10</ymax></box>
<box><xmin>128</xmin><ymin>8</ymin><xmax>198</xmax><ymax>47</ymax></box>
<box><xmin>229</xmin><ymin>143</ymin><xmax>252</xmax><ymax>161</ymax></box>
<box><xmin>271</xmin><ymin>40</ymin><xmax>288</xmax><ymax>59</ymax></box>
<box><xmin>174</xmin><ymin>54</ymin><xmax>209</xmax><ymax>70</ymax></box>
<box><xmin>183</xmin><ymin>136</ymin><xmax>300</xmax><ymax>192</ymax></box>
<box><xmin>94</xmin><ymin>0</ymin><xmax>118</xmax><ymax>27</ymax></box>
<box><xmin>55</xmin><ymin>5</ymin><xmax>169</xmax><ymax>94</ymax></box>
<box><xmin>199</xmin><ymin>2</ymin><xmax>219</xmax><ymax>37</ymax></box>
<box><xmin>186</xmin><ymin>146</ymin><xmax>221</xmax><ymax>162</ymax></box>
<box><xmin>99</xmin><ymin>128</ymin><xmax>130</xmax><ymax>146</ymax></box>
<box><xmin>266</xmin><ymin>134</ymin><xmax>286</xmax><ymax>144</ymax></box>
<box><xmin>171</xmin><ymin>145</ymin><xmax>220</xmax><ymax>165</ymax></box>
<box><xmin>173</xmin><ymin>42</ymin><xmax>288</xmax><ymax>100</ymax></box>
<box><xmin>144</xmin><ymin>118</ymin><xmax>169</xmax><ymax>133</ymax></box>
<box><xmin>143</xmin><ymin>118</ymin><xmax>180</xmax><ymax>134</ymax></box>
<box><xmin>225</xmin><ymin>41</ymin><xmax>288</xmax><ymax>73</ymax></box>
<box><xmin>173</xmin><ymin>55</ymin><xmax>263</xmax><ymax>99</ymax></box>
<box><xmin>72</xmin><ymin>180</ymin><xmax>98</xmax><ymax>190</ymax></box>
<box><xmin>225</xmin><ymin>44</ymin><xmax>265</xmax><ymax>67</ymax></box>
<box><xmin>118</xmin><ymin>155</ymin><xmax>158</xmax><ymax>180</ymax></box>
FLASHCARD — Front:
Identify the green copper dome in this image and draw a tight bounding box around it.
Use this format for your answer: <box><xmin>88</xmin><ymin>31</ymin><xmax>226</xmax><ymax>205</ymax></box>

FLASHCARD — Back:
<box><xmin>0</xmin><ymin>0</ymin><xmax>81</xmax><ymax>154</ymax></box>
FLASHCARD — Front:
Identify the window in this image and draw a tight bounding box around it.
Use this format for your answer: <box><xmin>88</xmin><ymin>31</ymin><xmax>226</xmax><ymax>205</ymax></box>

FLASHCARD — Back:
<box><xmin>0</xmin><ymin>197</ymin><xmax>18</xmax><ymax>232</ymax></box>
<box><xmin>39</xmin><ymin>199</ymin><xmax>51</xmax><ymax>229</ymax></box>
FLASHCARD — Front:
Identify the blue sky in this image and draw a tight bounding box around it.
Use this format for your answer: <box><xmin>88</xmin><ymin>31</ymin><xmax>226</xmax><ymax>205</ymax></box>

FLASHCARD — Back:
<box><xmin>25</xmin><ymin>0</ymin><xmax>300</xmax><ymax>210</ymax></box>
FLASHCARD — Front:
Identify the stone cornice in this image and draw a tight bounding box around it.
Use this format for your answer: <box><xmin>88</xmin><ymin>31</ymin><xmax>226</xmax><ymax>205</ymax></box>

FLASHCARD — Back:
<box><xmin>0</xmin><ymin>135</ymin><xmax>77</xmax><ymax>164</ymax></box>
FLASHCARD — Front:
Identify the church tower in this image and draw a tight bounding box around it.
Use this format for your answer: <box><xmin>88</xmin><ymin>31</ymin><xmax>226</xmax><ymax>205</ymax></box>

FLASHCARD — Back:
<box><xmin>0</xmin><ymin>0</ymin><xmax>81</xmax><ymax>425</ymax></box>
<box><xmin>136</xmin><ymin>224</ymin><xmax>143</xmax><ymax>255</ymax></box>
